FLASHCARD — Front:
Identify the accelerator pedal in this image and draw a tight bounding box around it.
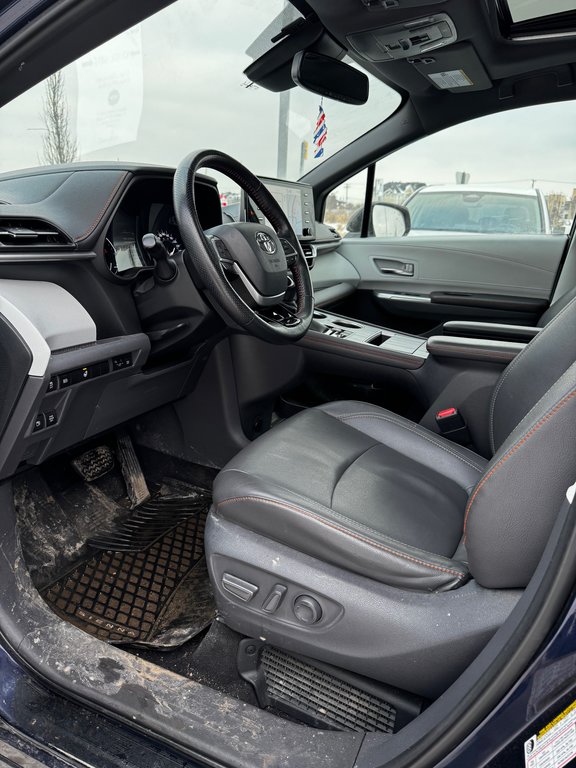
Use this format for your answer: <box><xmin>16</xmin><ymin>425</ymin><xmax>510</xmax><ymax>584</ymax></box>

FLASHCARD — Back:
<box><xmin>71</xmin><ymin>446</ymin><xmax>115</xmax><ymax>482</ymax></box>
<box><xmin>238</xmin><ymin>640</ymin><xmax>422</xmax><ymax>733</ymax></box>
<box><xmin>116</xmin><ymin>432</ymin><xmax>150</xmax><ymax>508</ymax></box>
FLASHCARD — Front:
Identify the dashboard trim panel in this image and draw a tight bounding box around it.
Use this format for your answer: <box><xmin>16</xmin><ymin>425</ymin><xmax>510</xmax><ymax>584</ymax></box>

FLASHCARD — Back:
<box><xmin>0</xmin><ymin>294</ymin><xmax>50</xmax><ymax>376</ymax></box>
<box><xmin>0</xmin><ymin>279</ymin><xmax>97</xmax><ymax>374</ymax></box>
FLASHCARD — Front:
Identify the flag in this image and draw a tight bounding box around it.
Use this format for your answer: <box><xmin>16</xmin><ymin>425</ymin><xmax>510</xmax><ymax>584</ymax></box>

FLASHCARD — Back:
<box><xmin>313</xmin><ymin>103</ymin><xmax>327</xmax><ymax>160</ymax></box>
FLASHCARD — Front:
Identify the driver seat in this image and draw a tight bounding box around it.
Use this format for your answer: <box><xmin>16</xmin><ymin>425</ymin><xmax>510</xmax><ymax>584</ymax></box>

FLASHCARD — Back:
<box><xmin>205</xmin><ymin>296</ymin><xmax>576</xmax><ymax>697</ymax></box>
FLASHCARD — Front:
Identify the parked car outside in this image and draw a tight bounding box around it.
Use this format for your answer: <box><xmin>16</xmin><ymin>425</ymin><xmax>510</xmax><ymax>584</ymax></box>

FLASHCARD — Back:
<box><xmin>403</xmin><ymin>185</ymin><xmax>551</xmax><ymax>236</ymax></box>
<box><xmin>345</xmin><ymin>185</ymin><xmax>552</xmax><ymax>237</ymax></box>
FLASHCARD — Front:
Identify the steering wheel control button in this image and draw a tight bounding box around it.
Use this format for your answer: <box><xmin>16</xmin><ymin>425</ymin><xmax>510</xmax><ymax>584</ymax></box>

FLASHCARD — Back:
<box><xmin>262</xmin><ymin>584</ymin><xmax>287</xmax><ymax>614</ymax></box>
<box><xmin>279</xmin><ymin>238</ymin><xmax>297</xmax><ymax>257</ymax></box>
<box><xmin>45</xmin><ymin>410</ymin><xmax>58</xmax><ymax>428</ymax></box>
<box><xmin>222</xmin><ymin>573</ymin><xmax>258</xmax><ymax>602</ymax></box>
<box><xmin>293</xmin><ymin>595</ymin><xmax>322</xmax><ymax>625</ymax></box>
<box><xmin>33</xmin><ymin>414</ymin><xmax>46</xmax><ymax>432</ymax></box>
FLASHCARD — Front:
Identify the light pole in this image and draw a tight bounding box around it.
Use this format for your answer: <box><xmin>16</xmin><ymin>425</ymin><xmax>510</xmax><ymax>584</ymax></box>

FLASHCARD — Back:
<box><xmin>245</xmin><ymin>1</ymin><xmax>296</xmax><ymax>179</ymax></box>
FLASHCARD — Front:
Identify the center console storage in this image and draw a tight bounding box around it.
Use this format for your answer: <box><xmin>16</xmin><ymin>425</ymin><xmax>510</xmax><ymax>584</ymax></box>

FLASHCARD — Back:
<box><xmin>427</xmin><ymin>335</ymin><xmax>526</xmax><ymax>364</ymax></box>
<box><xmin>311</xmin><ymin>310</ymin><xmax>427</xmax><ymax>363</ymax></box>
<box><xmin>442</xmin><ymin>320</ymin><xmax>541</xmax><ymax>343</ymax></box>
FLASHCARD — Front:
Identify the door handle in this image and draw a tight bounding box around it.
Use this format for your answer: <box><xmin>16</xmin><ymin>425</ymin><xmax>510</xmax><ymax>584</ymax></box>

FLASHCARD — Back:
<box><xmin>380</xmin><ymin>264</ymin><xmax>414</xmax><ymax>276</ymax></box>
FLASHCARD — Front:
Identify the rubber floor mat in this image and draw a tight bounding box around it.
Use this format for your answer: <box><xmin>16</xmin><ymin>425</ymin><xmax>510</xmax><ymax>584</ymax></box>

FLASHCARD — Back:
<box><xmin>42</xmin><ymin>489</ymin><xmax>215</xmax><ymax>648</ymax></box>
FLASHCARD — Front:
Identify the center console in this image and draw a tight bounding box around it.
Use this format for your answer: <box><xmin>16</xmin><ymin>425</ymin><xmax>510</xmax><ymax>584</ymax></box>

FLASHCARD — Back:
<box><xmin>303</xmin><ymin>309</ymin><xmax>532</xmax><ymax>371</ymax></box>
<box><xmin>296</xmin><ymin>308</ymin><xmax>532</xmax><ymax>459</ymax></box>
<box><xmin>303</xmin><ymin>309</ymin><xmax>428</xmax><ymax>369</ymax></box>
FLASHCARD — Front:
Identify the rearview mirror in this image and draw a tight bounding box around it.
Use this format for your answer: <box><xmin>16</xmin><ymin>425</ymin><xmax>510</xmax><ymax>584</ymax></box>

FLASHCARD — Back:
<box><xmin>291</xmin><ymin>52</ymin><xmax>369</xmax><ymax>105</ymax></box>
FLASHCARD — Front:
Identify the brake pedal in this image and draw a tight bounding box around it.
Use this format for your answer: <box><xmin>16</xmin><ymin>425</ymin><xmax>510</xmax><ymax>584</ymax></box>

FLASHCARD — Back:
<box><xmin>116</xmin><ymin>432</ymin><xmax>151</xmax><ymax>508</ymax></box>
<box><xmin>72</xmin><ymin>446</ymin><xmax>115</xmax><ymax>482</ymax></box>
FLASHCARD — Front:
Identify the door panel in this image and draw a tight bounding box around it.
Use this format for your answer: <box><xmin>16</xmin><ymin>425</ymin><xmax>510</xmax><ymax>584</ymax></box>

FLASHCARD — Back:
<box><xmin>332</xmin><ymin>234</ymin><xmax>566</xmax><ymax>333</ymax></box>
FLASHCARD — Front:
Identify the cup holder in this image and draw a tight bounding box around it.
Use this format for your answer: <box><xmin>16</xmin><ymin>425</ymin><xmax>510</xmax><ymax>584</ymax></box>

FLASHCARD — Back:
<box><xmin>333</xmin><ymin>319</ymin><xmax>362</xmax><ymax>329</ymax></box>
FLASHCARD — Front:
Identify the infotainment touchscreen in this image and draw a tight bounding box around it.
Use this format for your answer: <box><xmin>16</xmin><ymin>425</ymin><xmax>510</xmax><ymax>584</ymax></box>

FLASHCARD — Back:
<box><xmin>246</xmin><ymin>178</ymin><xmax>315</xmax><ymax>240</ymax></box>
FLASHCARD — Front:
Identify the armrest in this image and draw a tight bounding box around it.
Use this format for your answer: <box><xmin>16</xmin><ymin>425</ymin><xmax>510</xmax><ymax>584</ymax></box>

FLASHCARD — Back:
<box><xmin>427</xmin><ymin>335</ymin><xmax>525</xmax><ymax>364</ymax></box>
<box><xmin>442</xmin><ymin>321</ymin><xmax>541</xmax><ymax>343</ymax></box>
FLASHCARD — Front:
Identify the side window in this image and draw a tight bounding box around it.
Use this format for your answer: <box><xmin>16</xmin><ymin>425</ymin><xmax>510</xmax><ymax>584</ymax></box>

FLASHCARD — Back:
<box><xmin>326</xmin><ymin>102</ymin><xmax>576</xmax><ymax>238</ymax></box>
<box><xmin>324</xmin><ymin>169</ymin><xmax>367</xmax><ymax>237</ymax></box>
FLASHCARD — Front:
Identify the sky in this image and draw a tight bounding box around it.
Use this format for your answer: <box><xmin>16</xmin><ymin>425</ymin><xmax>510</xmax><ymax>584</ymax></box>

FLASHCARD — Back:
<box><xmin>0</xmin><ymin>0</ymin><xmax>574</xmax><ymax>200</ymax></box>
<box><xmin>508</xmin><ymin>0</ymin><xmax>576</xmax><ymax>23</ymax></box>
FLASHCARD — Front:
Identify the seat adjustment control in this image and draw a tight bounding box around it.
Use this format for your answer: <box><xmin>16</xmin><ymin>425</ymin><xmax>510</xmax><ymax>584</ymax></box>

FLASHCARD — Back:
<box><xmin>262</xmin><ymin>584</ymin><xmax>287</xmax><ymax>614</ymax></box>
<box><xmin>222</xmin><ymin>573</ymin><xmax>258</xmax><ymax>602</ymax></box>
<box><xmin>293</xmin><ymin>595</ymin><xmax>322</xmax><ymax>625</ymax></box>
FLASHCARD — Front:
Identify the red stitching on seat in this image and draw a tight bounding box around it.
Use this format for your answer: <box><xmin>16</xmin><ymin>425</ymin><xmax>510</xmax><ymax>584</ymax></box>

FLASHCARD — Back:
<box><xmin>217</xmin><ymin>495</ymin><xmax>466</xmax><ymax>580</ymax></box>
<box><xmin>464</xmin><ymin>389</ymin><xmax>576</xmax><ymax>540</ymax></box>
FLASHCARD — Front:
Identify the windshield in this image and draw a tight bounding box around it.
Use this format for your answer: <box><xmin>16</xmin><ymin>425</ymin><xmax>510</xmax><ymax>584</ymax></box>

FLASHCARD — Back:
<box><xmin>407</xmin><ymin>190</ymin><xmax>546</xmax><ymax>235</ymax></box>
<box><xmin>0</xmin><ymin>0</ymin><xmax>400</xmax><ymax>181</ymax></box>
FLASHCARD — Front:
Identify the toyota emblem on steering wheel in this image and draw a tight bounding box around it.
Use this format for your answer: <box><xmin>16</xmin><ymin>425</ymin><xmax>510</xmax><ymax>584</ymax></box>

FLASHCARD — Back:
<box><xmin>255</xmin><ymin>231</ymin><xmax>277</xmax><ymax>255</ymax></box>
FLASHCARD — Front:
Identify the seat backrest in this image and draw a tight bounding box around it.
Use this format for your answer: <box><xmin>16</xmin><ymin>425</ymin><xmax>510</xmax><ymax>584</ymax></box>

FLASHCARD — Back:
<box><xmin>539</xmin><ymin>283</ymin><xmax>576</xmax><ymax>326</ymax></box>
<box><xmin>465</xmin><ymin>295</ymin><xmax>576</xmax><ymax>589</ymax></box>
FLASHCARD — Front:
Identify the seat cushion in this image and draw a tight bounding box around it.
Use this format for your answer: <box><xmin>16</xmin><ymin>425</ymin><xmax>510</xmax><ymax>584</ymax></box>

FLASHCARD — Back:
<box><xmin>213</xmin><ymin>401</ymin><xmax>487</xmax><ymax>592</ymax></box>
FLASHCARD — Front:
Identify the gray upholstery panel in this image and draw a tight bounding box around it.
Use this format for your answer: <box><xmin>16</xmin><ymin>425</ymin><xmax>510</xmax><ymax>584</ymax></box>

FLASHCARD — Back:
<box><xmin>490</xmin><ymin>295</ymin><xmax>576</xmax><ymax>452</ymax></box>
<box><xmin>467</xmin><ymin>362</ymin><xmax>576</xmax><ymax>588</ymax></box>
<box><xmin>539</xmin><ymin>283</ymin><xmax>576</xmax><ymax>326</ymax></box>
<box><xmin>213</xmin><ymin>402</ymin><xmax>485</xmax><ymax>591</ymax></box>
<box><xmin>206</xmin><ymin>516</ymin><xmax>521</xmax><ymax>698</ymax></box>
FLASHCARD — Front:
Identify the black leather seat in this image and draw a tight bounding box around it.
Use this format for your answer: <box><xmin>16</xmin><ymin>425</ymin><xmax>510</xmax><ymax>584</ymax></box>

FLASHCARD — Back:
<box><xmin>205</xmin><ymin>295</ymin><xmax>576</xmax><ymax>696</ymax></box>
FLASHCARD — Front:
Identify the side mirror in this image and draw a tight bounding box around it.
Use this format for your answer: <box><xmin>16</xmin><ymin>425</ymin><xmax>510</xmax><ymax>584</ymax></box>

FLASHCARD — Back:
<box><xmin>292</xmin><ymin>51</ymin><xmax>369</xmax><ymax>105</ymax></box>
<box><xmin>372</xmin><ymin>203</ymin><xmax>411</xmax><ymax>237</ymax></box>
<box><xmin>345</xmin><ymin>203</ymin><xmax>411</xmax><ymax>237</ymax></box>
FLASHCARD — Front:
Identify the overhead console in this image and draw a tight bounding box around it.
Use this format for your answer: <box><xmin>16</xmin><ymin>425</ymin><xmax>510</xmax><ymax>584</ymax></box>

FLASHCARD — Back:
<box><xmin>347</xmin><ymin>13</ymin><xmax>457</xmax><ymax>62</ymax></box>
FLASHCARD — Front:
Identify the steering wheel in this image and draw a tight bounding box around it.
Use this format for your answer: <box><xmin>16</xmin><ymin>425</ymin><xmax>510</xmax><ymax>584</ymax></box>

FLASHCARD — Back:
<box><xmin>173</xmin><ymin>149</ymin><xmax>314</xmax><ymax>343</ymax></box>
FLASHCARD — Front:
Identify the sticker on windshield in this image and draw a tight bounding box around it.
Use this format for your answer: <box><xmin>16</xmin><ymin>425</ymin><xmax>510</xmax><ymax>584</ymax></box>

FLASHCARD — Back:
<box><xmin>428</xmin><ymin>70</ymin><xmax>473</xmax><ymax>89</ymax></box>
<box><xmin>524</xmin><ymin>700</ymin><xmax>576</xmax><ymax>768</ymax></box>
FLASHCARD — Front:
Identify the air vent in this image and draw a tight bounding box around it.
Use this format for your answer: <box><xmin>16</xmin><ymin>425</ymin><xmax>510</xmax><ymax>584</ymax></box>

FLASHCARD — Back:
<box><xmin>0</xmin><ymin>219</ymin><xmax>74</xmax><ymax>249</ymax></box>
<box><xmin>301</xmin><ymin>243</ymin><xmax>317</xmax><ymax>270</ymax></box>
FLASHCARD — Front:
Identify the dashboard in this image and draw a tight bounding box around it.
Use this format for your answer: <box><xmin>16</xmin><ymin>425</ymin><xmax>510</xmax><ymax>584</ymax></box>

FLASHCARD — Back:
<box><xmin>0</xmin><ymin>162</ymin><xmax>340</xmax><ymax>481</ymax></box>
<box><xmin>103</xmin><ymin>176</ymin><xmax>222</xmax><ymax>278</ymax></box>
<box><xmin>103</xmin><ymin>175</ymin><xmax>317</xmax><ymax>278</ymax></box>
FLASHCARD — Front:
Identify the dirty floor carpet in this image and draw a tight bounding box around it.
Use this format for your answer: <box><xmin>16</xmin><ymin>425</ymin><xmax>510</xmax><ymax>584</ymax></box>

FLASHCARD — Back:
<box><xmin>15</xmin><ymin>450</ymin><xmax>216</xmax><ymax>649</ymax></box>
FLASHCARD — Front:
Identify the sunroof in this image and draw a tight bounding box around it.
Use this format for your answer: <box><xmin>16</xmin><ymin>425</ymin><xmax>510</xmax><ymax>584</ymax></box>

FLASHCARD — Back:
<box><xmin>0</xmin><ymin>0</ymin><xmax>54</xmax><ymax>45</ymax></box>
<box><xmin>506</xmin><ymin>0</ymin><xmax>576</xmax><ymax>24</ymax></box>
